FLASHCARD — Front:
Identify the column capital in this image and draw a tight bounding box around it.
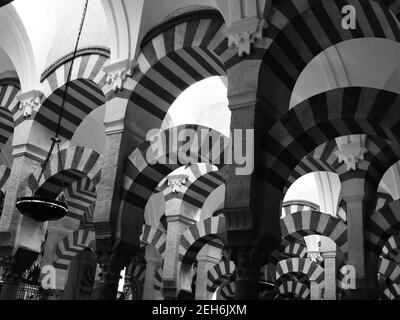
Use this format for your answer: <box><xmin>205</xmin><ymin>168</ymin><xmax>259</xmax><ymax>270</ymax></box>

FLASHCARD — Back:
<box><xmin>12</xmin><ymin>143</ymin><xmax>48</xmax><ymax>163</ymax></box>
<box><xmin>225</xmin><ymin>17</ymin><xmax>266</xmax><ymax>57</ymax></box>
<box><xmin>335</xmin><ymin>140</ymin><xmax>367</xmax><ymax>171</ymax></box>
<box><xmin>17</xmin><ymin>90</ymin><xmax>44</xmax><ymax>118</ymax></box>
<box><xmin>197</xmin><ymin>254</ymin><xmax>221</xmax><ymax>265</ymax></box>
<box><xmin>321</xmin><ymin>251</ymin><xmax>337</xmax><ymax>259</ymax></box>
<box><xmin>166</xmin><ymin>174</ymin><xmax>189</xmax><ymax>195</ymax></box>
<box><xmin>103</xmin><ymin>58</ymin><xmax>138</xmax><ymax>92</ymax></box>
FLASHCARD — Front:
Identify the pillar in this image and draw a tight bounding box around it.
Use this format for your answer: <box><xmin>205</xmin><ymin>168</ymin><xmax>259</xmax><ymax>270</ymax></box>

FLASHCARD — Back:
<box><xmin>93</xmin><ymin>89</ymin><xmax>143</xmax><ymax>299</ymax></box>
<box><xmin>322</xmin><ymin>251</ymin><xmax>337</xmax><ymax>300</ymax></box>
<box><xmin>231</xmin><ymin>246</ymin><xmax>261</xmax><ymax>300</ymax></box>
<box><xmin>341</xmin><ymin>179</ymin><xmax>379</xmax><ymax>299</ymax></box>
<box><xmin>143</xmin><ymin>246</ymin><xmax>162</xmax><ymax>300</ymax></box>
<box><xmin>195</xmin><ymin>245</ymin><xmax>222</xmax><ymax>300</ymax></box>
<box><xmin>310</xmin><ymin>280</ymin><xmax>321</xmax><ymax>300</ymax></box>
<box><xmin>162</xmin><ymin>214</ymin><xmax>194</xmax><ymax>299</ymax></box>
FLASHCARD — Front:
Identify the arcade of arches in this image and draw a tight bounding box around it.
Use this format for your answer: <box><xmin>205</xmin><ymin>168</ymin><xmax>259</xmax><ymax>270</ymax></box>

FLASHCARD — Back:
<box><xmin>1</xmin><ymin>0</ymin><xmax>400</xmax><ymax>300</ymax></box>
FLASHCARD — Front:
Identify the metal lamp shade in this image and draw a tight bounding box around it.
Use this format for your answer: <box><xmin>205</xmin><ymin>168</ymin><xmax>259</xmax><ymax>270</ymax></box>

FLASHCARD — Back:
<box><xmin>16</xmin><ymin>196</ymin><xmax>68</xmax><ymax>222</ymax></box>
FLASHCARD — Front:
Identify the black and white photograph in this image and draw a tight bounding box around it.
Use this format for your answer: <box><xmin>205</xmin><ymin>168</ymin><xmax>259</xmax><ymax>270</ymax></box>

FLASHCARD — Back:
<box><xmin>0</xmin><ymin>0</ymin><xmax>399</xmax><ymax>309</ymax></box>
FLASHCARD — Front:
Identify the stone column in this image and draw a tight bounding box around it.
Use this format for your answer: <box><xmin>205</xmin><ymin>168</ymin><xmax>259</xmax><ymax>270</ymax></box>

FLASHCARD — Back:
<box><xmin>321</xmin><ymin>251</ymin><xmax>337</xmax><ymax>300</ymax></box>
<box><xmin>143</xmin><ymin>245</ymin><xmax>162</xmax><ymax>300</ymax></box>
<box><xmin>341</xmin><ymin>179</ymin><xmax>378</xmax><ymax>299</ymax></box>
<box><xmin>195</xmin><ymin>245</ymin><xmax>222</xmax><ymax>300</ymax></box>
<box><xmin>231</xmin><ymin>246</ymin><xmax>261</xmax><ymax>300</ymax></box>
<box><xmin>310</xmin><ymin>280</ymin><xmax>321</xmax><ymax>300</ymax></box>
<box><xmin>93</xmin><ymin>90</ymin><xmax>143</xmax><ymax>299</ymax></box>
<box><xmin>162</xmin><ymin>214</ymin><xmax>194</xmax><ymax>299</ymax></box>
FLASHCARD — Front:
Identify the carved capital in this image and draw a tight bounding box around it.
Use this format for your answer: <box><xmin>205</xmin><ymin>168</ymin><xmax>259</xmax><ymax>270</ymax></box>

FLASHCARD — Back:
<box><xmin>103</xmin><ymin>59</ymin><xmax>138</xmax><ymax>92</ymax></box>
<box><xmin>17</xmin><ymin>90</ymin><xmax>43</xmax><ymax>118</ymax></box>
<box><xmin>225</xmin><ymin>17</ymin><xmax>266</xmax><ymax>57</ymax></box>
<box><xmin>335</xmin><ymin>143</ymin><xmax>367</xmax><ymax>171</ymax></box>
<box><xmin>167</xmin><ymin>174</ymin><xmax>188</xmax><ymax>194</ymax></box>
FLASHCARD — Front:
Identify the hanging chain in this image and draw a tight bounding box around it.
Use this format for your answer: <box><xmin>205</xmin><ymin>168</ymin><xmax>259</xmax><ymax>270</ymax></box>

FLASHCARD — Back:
<box><xmin>35</xmin><ymin>0</ymin><xmax>89</xmax><ymax>193</ymax></box>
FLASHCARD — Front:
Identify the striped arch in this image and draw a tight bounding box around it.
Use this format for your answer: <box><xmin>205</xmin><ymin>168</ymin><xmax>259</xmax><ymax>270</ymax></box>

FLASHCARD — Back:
<box><xmin>378</xmin><ymin>257</ymin><xmax>400</xmax><ymax>283</ymax></box>
<box><xmin>275</xmin><ymin>281</ymin><xmax>310</xmax><ymax>300</ymax></box>
<box><xmin>259</xmin><ymin>0</ymin><xmax>400</xmax><ymax>117</ymax></box>
<box><xmin>140</xmin><ymin>225</ymin><xmax>166</xmax><ymax>256</ymax></box>
<box><xmin>382</xmin><ymin>282</ymin><xmax>400</xmax><ymax>300</ymax></box>
<box><xmin>180</xmin><ymin>171</ymin><xmax>225</xmax><ymax>211</ymax></box>
<box><xmin>281</xmin><ymin>200</ymin><xmax>320</xmax><ymax>218</ymax></box>
<box><xmin>129</xmin><ymin>9</ymin><xmax>233</xmax><ymax>134</ymax></box>
<box><xmin>260</xmin><ymin>87</ymin><xmax>400</xmax><ymax>217</ymax></box>
<box><xmin>275</xmin><ymin>258</ymin><xmax>325</xmax><ymax>285</ymax></box>
<box><xmin>120</xmin><ymin>125</ymin><xmax>228</xmax><ymax>246</ymax></box>
<box><xmin>367</xmin><ymin>199</ymin><xmax>400</xmax><ymax>256</ymax></box>
<box><xmin>284</xmin><ymin>140</ymin><xmax>340</xmax><ymax>194</ymax></box>
<box><xmin>218</xmin><ymin>281</ymin><xmax>235</xmax><ymax>300</ymax></box>
<box><xmin>382</xmin><ymin>235</ymin><xmax>400</xmax><ymax>261</ymax></box>
<box><xmin>128</xmin><ymin>263</ymin><xmax>146</xmax><ymax>284</ymax></box>
<box><xmin>65</xmin><ymin>177</ymin><xmax>97</xmax><ymax>229</ymax></box>
<box><xmin>53</xmin><ymin>229</ymin><xmax>95</xmax><ymax>290</ymax></box>
<box><xmin>34</xmin><ymin>146</ymin><xmax>103</xmax><ymax>198</ymax></box>
<box><xmin>41</xmin><ymin>50</ymin><xmax>109</xmax><ymax>98</ymax></box>
<box><xmin>282</xmin><ymin>242</ymin><xmax>308</xmax><ymax>259</ymax></box>
<box><xmin>207</xmin><ymin>260</ymin><xmax>235</xmax><ymax>295</ymax></box>
<box><xmin>376</xmin><ymin>187</ymin><xmax>394</xmax><ymax>211</ymax></box>
<box><xmin>280</xmin><ymin>210</ymin><xmax>347</xmax><ymax>255</ymax></box>
<box><xmin>179</xmin><ymin>216</ymin><xmax>226</xmax><ymax>291</ymax></box>
<box><xmin>0</xmin><ymin>78</ymin><xmax>20</xmax><ymax>150</ymax></box>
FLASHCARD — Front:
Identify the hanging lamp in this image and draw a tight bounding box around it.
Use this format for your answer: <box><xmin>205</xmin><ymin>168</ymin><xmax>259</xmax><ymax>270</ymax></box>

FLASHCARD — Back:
<box><xmin>16</xmin><ymin>0</ymin><xmax>89</xmax><ymax>222</ymax></box>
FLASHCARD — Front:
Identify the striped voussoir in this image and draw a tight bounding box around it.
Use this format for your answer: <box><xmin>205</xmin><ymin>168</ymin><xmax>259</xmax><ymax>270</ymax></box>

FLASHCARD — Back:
<box><xmin>129</xmin><ymin>263</ymin><xmax>146</xmax><ymax>284</ymax></box>
<box><xmin>260</xmin><ymin>87</ymin><xmax>400</xmax><ymax>196</ymax></box>
<box><xmin>378</xmin><ymin>257</ymin><xmax>400</xmax><ymax>283</ymax></box>
<box><xmin>65</xmin><ymin>177</ymin><xmax>97</xmax><ymax>228</ymax></box>
<box><xmin>367</xmin><ymin>199</ymin><xmax>400</xmax><ymax>255</ymax></box>
<box><xmin>140</xmin><ymin>224</ymin><xmax>166</xmax><ymax>256</ymax></box>
<box><xmin>280</xmin><ymin>210</ymin><xmax>347</xmax><ymax>255</ymax></box>
<box><xmin>284</xmin><ymin>140</ymin><xmax>340</xmax><ymax>194</ymax></box>
<box><xmin>0</xmin><ymin>165</ymin><xmax>10</xmax><ymax>193</ymax></box>
<box><xmin>53</xmin><ymin>229</ymin><xmax>95</xmax><ymax>271</ymax></box>
<box><xmin>376</xmin><ymin>188</ymin><xmax>394</xmax><ymax>211</ymax></box>
<box><xmin>275</xmin><ymin>280</ymin><xmax>310</xmax><ymax>300</ymax></box>
<box><xmin>41</xmin><ymin>51</ymin><xmax>108</xmax><ymax>97</ymax></box>
<box><xmin>179</xmin><ymin>216</ymin><xmax>226</xmax><ymax>267</ymax></box>
<box><xmin>281</xmin><ymin>200</ymin><xmax>320</xmax><ymax>218</ymax></box>
<box><xmin>382</xmin><ymin>235</ymin><xmax>400</xmax><ymax>261</ymax></box>
<box><xmin>128</xmin><ymin>9</ymin><xmax>237</xmax><ymax>135</ymax></box>
<box><xmin>219</xmin><ymin>281</ymin><xmax>235</xmax><ymax>300</ymax></box>
<box><xmin>35</xmin><ymin>146</ymin><xmax>103</xmax><ymax>198</ymax></box>
<box><xmin>382</xmin><ymin>282</ymin><xmax>400</xmax><ymax>300</ymax></box>
<box><xmin>282</xmin><ymin>241</ymin><xmax>308</xmax><ymax>259</ymax></box>
<box><xmin>275</xmin><ymin>258</ymin><xmax>324</xmax><ymax>284</ymax></box>
<box><xmin>207</xmin><ymin>260</ymin><xmax>235</xmax><ymax>295</ymax></box>
<box><xmin>181</xmin><ymin>170</ymin><xmax>225</xmax><ymax>210</ymax></box>
<box><xmin>153</xmin><ymin>267</ymin><xmax>163</xmax><ymax>292</ymax></box>
<box><xmin>260</xmin><ymin>0</ymin><xmax>400</xmax><ymax>119</ymax></box>
<box><xmin>33</xmin><ymin>78</ymin><xmax>106</xmax><ymax>141</ymax></box>
<box><xmin>121</xmin><ymin>125</ymin><xmax>229</xmax><ymax>227</ymax></box>
<box><xmin>0</xmin><ymin>80</ymin><xmax>20</xmax><ymax>149</ymax></box>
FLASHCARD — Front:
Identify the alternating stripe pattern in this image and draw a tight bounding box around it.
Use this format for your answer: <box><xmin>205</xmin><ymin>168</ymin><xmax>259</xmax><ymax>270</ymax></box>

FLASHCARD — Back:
<box><xmin>275</xmin><ymin>280</ymin><xmax>310</xmax><ymax>300</ymax></box>
<box><xmin>259</xmin><ymin>0</ymin><xmax>400</xmax><ymax>118</ymax></box>
<box><xmin>367</xmin><ymin>199</ymin><xmax>400</xmax><ymax>255</ymax></box>
<box><xmin>140</xmin><ymin>224</ymin><xmax>166</xmax><ymax>256</ymax></box>
<box><xmin>378</xmin><ymin>257</ymin><xmax>400</xmax><ymax>283</ymax></box>
<box><xmin>382</xmin><ymin>235</ymin><xmax>400</xmax><ymax>261</ymax></box>
<box><xmin>128</xmin><ymin>9</ymin><xmax>234</xmax><ymax>134</ymax></box>
<box><xmin>35</xmin><ymin>146</ymin><xmax>103</xmax><ymax>198</ymax></box>
<box><xmin>275</xmin><ymin>258</ymin><xmax>324</xmax><ymax>284</ymax></box>
<box><xmin>0</xmin><ymin>80</ymin><xmax>20</xmax><ymax>150</ymax></box>
<box><xmin>207</xmin><ymin>260</ymin><xmax>235</xmax><ymax>295</ymax></box>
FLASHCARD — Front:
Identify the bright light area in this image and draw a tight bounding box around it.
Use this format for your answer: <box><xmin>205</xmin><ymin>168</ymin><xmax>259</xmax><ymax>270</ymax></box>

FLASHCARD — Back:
<box><xmin>284</xmin><ymin>173</ymin><xmax>320</xmax><ymax>205</ymax></box>
<box><xmin>161</xmin><ymin>76</ymin><xmax>231</xmax><ymax>137</ymax></box>
<box><xmin>118</xmin><ymin>268</ymin><xmax>125</xmax><ymax>292</ymax></box>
